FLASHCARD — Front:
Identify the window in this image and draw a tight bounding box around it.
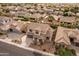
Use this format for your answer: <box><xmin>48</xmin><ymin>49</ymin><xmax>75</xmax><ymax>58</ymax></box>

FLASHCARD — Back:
<box><xmin>5</xmin><ymin>20</ymin><xmax>7</xmax><ymax>23</ymax></box>
<box><xmin>22</xmin><ymin>31</ymin><xmax>26</xmax><ymax>33</ymax></box>
<box><xmin>75</xmin><ymin>42</ymin><xmax>79</xmax><ymax>47</ymax></box>
<box><xmin>9</xmin><ymin>29</ymin><xmax>13</xmax><ymax>32</ymax></box>
<box><xmin>43</xmin><ymin>49</ymin><xmax>46</xmax><ymax>51</ymax></box>
<box><xmin>39</xmin><ymin>39</ymin><xmax>43</xmax><ymax>45</ymax></box>
<box><xmin>27</xmin><ymin>35</ymin><xmax>33</xmax><ymax>38</ymax></box>
<box><xmin>67</xmin><ymin>23</ymin><xmax>71</xmax><ymax>24</ymax></box>
<box><xmin>46</xmin><ymin>37</ymin><xmax>49</xmax><ymax>40</ymax></box>
<box><xmin>69</xmin><ymin>37</ymin><xmax>74</xmax><ymax>43</ymax></box>
<box><xmin>9</xmin><ymin>19</ymin><xmax>11</xmax><ymax>21</ymax></box>
<box><xmin>29</xmin><ymin>29</ymin><xmax>32</xmax><ymax>32</ymax></box>
<box><xmin>35</xmin><ymin>31</ymin><xmax>39</xmax><ymax>34</ymax></box>
<box><xmin>35</xmin><ymin>38</ymin><xmax>37</xmax><ymax>40</ymax></box>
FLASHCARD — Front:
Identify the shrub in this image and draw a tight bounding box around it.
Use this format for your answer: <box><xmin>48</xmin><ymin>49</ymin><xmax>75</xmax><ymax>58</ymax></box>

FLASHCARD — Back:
<box><xmin>51</xmin><ymin>24</ymin><xmax>58</xmax><ymax>29</ymax></box>
<box><xmin>63</xmin><ymin>12</ymin><xmax>68</xmax><ymax>16</ymax></box>
<box><xmin>18</xmin><ymin>16</ymin><xmax>29</xmax><ymax>21</ymax></box>
<box><xmin>54</xmin><ymin>44</ymin><xmax>76</xmax><ymax>56</ymax></box>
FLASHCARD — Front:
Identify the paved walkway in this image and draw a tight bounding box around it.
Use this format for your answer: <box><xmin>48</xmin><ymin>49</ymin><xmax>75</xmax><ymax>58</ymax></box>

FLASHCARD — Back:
<box><xmin>21</xmin><ymin>35</ymin><xmax>33</xmax><ymax>47</ymax></box>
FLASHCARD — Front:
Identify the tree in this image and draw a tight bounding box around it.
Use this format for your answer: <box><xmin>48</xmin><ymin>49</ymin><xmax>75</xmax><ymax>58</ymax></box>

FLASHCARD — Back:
<box><xmin>51</xmin><ymin>24</ymin><xmax>58</xmax><ymax>29</ymax></box>
<box><xmin>48</xmin><ymin>15</ymin><xmax>55</xmax><ymax>22</ymax></box>
<box><xmin>70</xmin><ymin>6</ymin><xmax>79</xmax><ymax>14</ymax></box>
<box><xmin>64</xmin><ymin>8</ymin><xmax>69</xmax><ymax>12</ymax></box>
<box><xmin>63</xmin><ymin>8</ymin><xmax>70</xmax><ymax>16</ymax></box>
<box><xmin>18</xmin><ymin>16</ymin><xmax>29</xmax><ymax>21</ymax></box>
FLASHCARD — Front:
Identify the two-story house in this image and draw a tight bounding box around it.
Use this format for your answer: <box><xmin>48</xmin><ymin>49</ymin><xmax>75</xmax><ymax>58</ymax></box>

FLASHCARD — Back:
<box><xmin>26</xmin><ymin>23</ymin><xmax>53</xmax><ymax>45</ymax></box>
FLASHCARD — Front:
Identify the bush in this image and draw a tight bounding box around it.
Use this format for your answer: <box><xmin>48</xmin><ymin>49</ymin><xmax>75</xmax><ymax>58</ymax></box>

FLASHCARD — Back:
<box><xmin>75</xmin><ymin>25</ymin><xmax>79</xmax><ymax>29</ymax></box>
<box><xmin>48</xmin><ymin>15</ymin><xmax>55</xmax><ymax>22</ymax></box>
<box><xmin>63</xmin><ymin>12</ymin><xmax>68</xmax><ymax>16</ymax></box>
<box><xmin>51</xmin><ymin>24</ymin><xmax>58</xmax><ymax>29</ymax></box>
<box><xmin>60</xmin><ymin>23</ymin><xmax>76</xmax><ymax>29</ymax></box>
<box><xmin>0</xmin><ymin>31</ymin><xmax>6</xmax><ymax>35</ymax></box>
<box><xmin>54</xmin><ymin>44</ymin><xmax>76</xmax><ymax>56</ymax></box>
<box><xmin>18</xmin><ymin>16</ymin><xmax>29</xmax><ymax>21</ymax></box>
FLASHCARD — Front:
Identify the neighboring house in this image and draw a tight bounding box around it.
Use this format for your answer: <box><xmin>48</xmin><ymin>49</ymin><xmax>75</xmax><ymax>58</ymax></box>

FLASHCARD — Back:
<box><xmin>10</xmin><ymin>11</ymin><xmax>27</xmax><ymax>17</ymax></box>
<box><xmin>26</xmin><ymin>23</ymin><xmax>53</xmax><ymax>45</ymax></box>
<box><xmin>14</xmin><ymin>6</ymin><xmax>23</xmax><ymax>11</ymax></box>
<box><xmin>0</xmin><ymin>16</ymin><xmax>13</xmax><ymax>25</ymax></box>
<box><xmin>53</xmin><ymin>15</ymin><xmax>60</xmax><ymax>21</ymax></box>
<box><xmin>9</xmin><ymin>20</ymin><xmax>28</xmax><ymax>33</ymax></box>
<box><xmin>12</xmin><ymin>17</ymin><xmax>24</xmax><ymax>21</ymax></box>
<box><xmin>37</xmin><ymin>9</ymin><xmax>45</xmax><ymax>14</ymax></box>
<box><xmin>0</xmin><ymin>16</ymin><xmax>28</xmax><ymax>33</ymax></box>
<box><xmin>55</xmin><ymin>26</ymin><xmax>71</xmax><ymax>45</ymax></box>
<box><xmin>0</xmin><ymin>25</ymin><xmax>11</xmax><ymax>32</ymax></box>
<box><xmin>28</xmin><ymin>9</ymin><xmax>37</xmax><ymax>14</ymax></box>
<box><xmin>52</xmin><ymin>11</ymin><xmax>59</xmax><ymax>15</ymax></box>
<box><xmin>25</xmin><ymin>13</ymin><xmax>44</xmax><ymax>22</ymax></box>
<box><xmin>55</xmin><ymin>26</ymin><xmax>79</xmax><ymax>47</ymax></box>
<box><xmin>59</xmin><ymin>16</ymin><xmax>76</xmax><ymax>25</ymax></box>
<box><xmin>45</xmin><ymin>9</ymin><xmax>54</xmax><ymax>14</ymax></box>
<box><xmin>6</xmin><ymin>6</ymin><xmax>16</xmax><ymax>10</ymax></box>
<box><xmin>0</xmin><ymin>16</ymin><xmax>29</xmax><ymax>33</ymax></box>
<box><xmin>42</xmin><ymin>15</ymin><xmax>60</xmax><ymax>25</ymax></box>
<box><xmin>0</xmin><ymin>16</ymin><xmax>14</xmax><ymax>32</ymax></box>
